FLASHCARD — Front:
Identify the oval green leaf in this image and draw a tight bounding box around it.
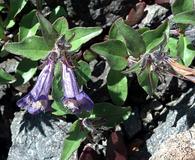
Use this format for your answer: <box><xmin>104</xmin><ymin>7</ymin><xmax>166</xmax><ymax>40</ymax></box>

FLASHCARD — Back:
<box><xmin>91</xmin><ymin>40</ymin><xmax>128</xmax><ymax>71</ymax></box>
<box><xmin>52</xmin><ymin>62</ymin><xmax>63</xmax><ymax>101</ymax></box>
<box><xmin>53</xmin><ymin>17</ymin><xmax>69</xmax><ymax>36</ymax></box>
<box><xmin>19</xmin><ymin>10</ymin><xmax>39</xmax><ymax>41</ymax></box>
<box><xmin>61</xmin><ymin>120</ymin><xmax>88</xmax><ymax>160</ymax></box>
<box><xmin>137</xmin><ymin>67</ymin><xmax>159</xmax><ymax>96</ymax></box>
<box><xmin>166</xmin><ymin>37</ymin><xmax>178</xmax><ymax>57</ymax></box>
<box><xmin>90</xmin><ymin>102</ymin><xmax>131</xmax><ymax>127</ymax></box>
<box><xmin>67</xmin><ymin>27</ymin><xmax>102</xmax><ymax>52</ymax></box>
<box><xmin>14</xmin><ymin>58</ymin><xmax>37</xmax><ymax>86</ymax></box>
<box><xmin>172</xmin><ymin>0</ymin><xmax>194</xmax><ymax>15</ymax></box>
<box><xmin>177</xmin><ymin>35</ymin><xmax>195</xmax><ymax>66</ymax></box>
<box><xmin>52</xmin><ymin>101</ymin><xmax>68</xmax><ymax>116</ymax></box>
<box><xmin>107</xmin><ymin>70</ymin><xmax>128</xmax><ymax>105</ymax></box>
<box><xmin>112</xmin><ymin>18</ymin><xmax>146</xmax><ymax>58</ymax></box>
<box><xmin>4</xmin><ymin>36</ymin><xmax>51</xmax><ymax>60</ymax></box>
<box><xmin>36</xmin><ymin>12</ymin><xmax>59</xmax><ymax>48</ymax></box>
<box><xmin>83</xmin><ymin>49</ymin><xmax>97</xmax><ymax>62</ymax></box>
<box><xmin>142</xmin><ymin>21</ymin><xmax>169</xmax><ymax>52</ymax></box>
<box><xmin>173</xmin><ymin>10</ymin><xmax>195</xmax><ymax>26</ymax></box>
<box><xmin>51</xmin><ymin>62</ymin><xmax>70</xmax><ymax>115</ymax></box>
<box><xmin>75</xmin><ymin>60</ymin><xmax>91</xmax><ymax>86</ymax></box>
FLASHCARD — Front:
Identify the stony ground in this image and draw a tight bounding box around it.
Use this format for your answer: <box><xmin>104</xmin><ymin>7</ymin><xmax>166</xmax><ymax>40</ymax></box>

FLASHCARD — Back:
<box><xmin>0</xmin><ymin>0</ymin><xmax>195</xmax><ymax>160</ymax></box>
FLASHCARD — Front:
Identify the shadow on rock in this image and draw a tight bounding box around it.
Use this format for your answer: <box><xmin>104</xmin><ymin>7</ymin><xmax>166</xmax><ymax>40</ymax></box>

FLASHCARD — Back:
<box><xmin>19</xmin><ymin>112</ymin><xmax>60</xmax><ymax>136</ymax></box>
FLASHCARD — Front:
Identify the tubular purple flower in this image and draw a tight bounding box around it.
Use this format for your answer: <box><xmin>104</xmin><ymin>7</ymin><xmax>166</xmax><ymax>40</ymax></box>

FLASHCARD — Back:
<box><xmin>61</xmin><ymin>61</ymin><xmax>94</xmax><ymax>114</ymax></box>
<box><xmin>17</xmin><ymin>57</ymin><xmax>55</xmax><ymax>115</ymax></box>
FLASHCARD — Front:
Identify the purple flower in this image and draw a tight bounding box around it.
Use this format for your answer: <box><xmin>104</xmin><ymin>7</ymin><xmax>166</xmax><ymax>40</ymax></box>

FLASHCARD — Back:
<box><xmin>61</xmin><ymin>61</ymin><xmax>94</xmax><ymax>114</ymax></box>
<box><xmin>17</xmin><ymin>58</ymin><xmax>55</xmax><ymax>115</ymax></box>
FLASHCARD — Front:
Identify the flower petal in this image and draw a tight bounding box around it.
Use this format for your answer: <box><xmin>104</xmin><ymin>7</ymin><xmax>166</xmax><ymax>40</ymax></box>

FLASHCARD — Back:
<box><xmin>62</xmin><ymin>97</ymin><xmax>80</xmax><ymax>113</ymax></box>
<box><xmin>76</xmin><ymin>91</ymin><xmax>94</xmax><ymax>112</ymax></box>
<box><xmin>30</xmin><ymin>59</ymin><xmax>54</xmax><ymax>99</ymax></box>
<box><xmin>61</xmin><ymin>62</ymin><xmax>79</xmax><ymax>98</ymax></box>
<box><xmin>17</xmin><ymin>58</ymin><xmax>55</xmax><ymax>114</ymax></box>
<box><xmin>17</xmin><ymin>94</ymin><xmax>32</xmax><ymax>108</ymax></box>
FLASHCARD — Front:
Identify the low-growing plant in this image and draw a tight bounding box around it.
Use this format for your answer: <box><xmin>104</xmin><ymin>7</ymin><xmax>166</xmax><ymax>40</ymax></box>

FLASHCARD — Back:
<box><xmin>0</xmin><ymin>0</ymin><xmax>195</xmax><ymax>160</ymax></box>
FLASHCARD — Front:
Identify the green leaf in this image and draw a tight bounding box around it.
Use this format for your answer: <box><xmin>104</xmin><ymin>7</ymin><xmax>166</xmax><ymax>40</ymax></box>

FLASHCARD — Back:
<box><xmin>4</xmin><ymin>36</ymin><xmax>51</xmax><ymax>60</ymax></box>
<box><xmin>52</xmin><ymin>62</ymin><xmax>64</xmax><ymax>101</ymax></box>
<box><xmin>172</xmin><ymin>0</ymin><xmax>194</xmax><ymax>15</ymax></box>
<box><xmin>0</xmin><ymin>69</ymin><xmax>16</xmax><ymax>84</ymax></box>
<box><xmin>83</xmin><ymin>49</ymin><xmax>97</xmax><ymax>62</ymax></box>
<box><xmin>107</xmin><ymin>70</ymin><xmax>128</xmax><ymax>105</ymax></box>
<box><xmin>61</xmin><ymin>120</ymin><xmax>88</xmax><ymax>160</ymax></box>
<box><xmin>137</xmin><ymin>67</ymin><xmax>159</xmax><ymax>96</ymax></box>
<box><xmin>110</xmin><ymin>18</ymin><xmax>146</xmax><ymax>58</ymax></box>
<box><xmin>6</xmin><ymin>20</ymin><xmax>15</xmax><ymax>29</ymax></box>
<box><xmin>6</xmin><ymin>0</ymin><xmax>28</xmax><ymax>28</ymax></box>
<box><xmin>142</xmin><ymin>21</ymin><xmax>169</xmax><ymax>52</ymax></box>
<box><xmin>137</xmin><ymin>27</ymin><xmax>150</xmax><ymax>34</ymax></box>
<box><xmin>75</xmin><ymin>60</ymin><xmax>91</xmax><ymax>86</ymax></box>
<box><xmin>0</xmin><ymin>23</ymin><xmax>4</xmax><ymax>39</ymax></box>
<box><xmin>90</xmin><ymin>102</ymin><xmax>131</xmax><ymax>127</ymax></box>
<box><xmin>52</xmin><ymin>101</ymin><xmax>67</xmax><ymax>116</ymax></box>
<box><xmin>166</xmin><ymin>37</ymin><xmax>178</xmax><ymax>57</ymax></box>
<box><xmin>36</xmin><ymin>12</ymin><xmax>59</xmax><ymax>48</ymax></box>
<box><xmin>53</xmin><ymin>17</ymin><xmax>69</xmax><ymax>36</ymax></box>
<box><xmin>91</xmin><ymin>40</ymin><xmax>128</xmax><ymax>71</ymax></box>
<box><xmin>0</xmin><ymin>48</ymin><xmax>9</xmax><ymax>58</ymax></box>
<box><xmin>177</xmin><ymin>35</ymin><xmax>195</xmax><ymax>66</ymax></box>
<box><xmin>14</xmin><ymin>58</ymin><xmax>37</xmax><ymax>86</ymax></box>
<box><xmin>123</xmin><ymin>61</ymin><xmax>141</xmax><ymax>74</ymax></box>
<box><xmin>49</xmin><ymin>6</ymin><xmax>67</xmax><ymax>23</ymax></box>
<box><xmin>19</xmin><ymin>10</ymin><xmax>39</xmax><ymax>41</ymax></box>
<box><xmin>109</xmin><ymin>21</ymin><xmax>124</xmax><ymax>41</ymax></box>
<box><xmin>67</xmin><ymin>27</ymin><xmax>102</xmax><ymax>52</ymax></box>
<box><xmin>52</xmin><ymin>62</ymin><xmax>70</xmax><ymax>115</ymax></box>
<box><xmin>0</xmin><ymin>4</ymin><xmax>5</xmax><ymax>12</ymax></box>
<box><xmin>173</xmin><ymin>10</ymin><xmax>195</xmax><ymax>26</ymax></box>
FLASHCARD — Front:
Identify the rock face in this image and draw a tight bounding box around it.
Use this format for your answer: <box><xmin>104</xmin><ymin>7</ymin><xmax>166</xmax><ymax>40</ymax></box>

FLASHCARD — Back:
<box><xmin>139</xmin><ymin>4</ymin><xmax>169</xmax><ymax>27</ymax></box>
<box><xmin>147</xmin><ymin>87</ymin><xmax>195</xmax><ymax>155</ymax></box>
<box><xmin>8</xmin><ymin>112</ymin><xmax>72</xmax><ymax>160</ymax></box>
<box><xmin>149</xmin><ymin>124</ymin><xmax>195</xmax><ymax>160</ymax></box>
<box><xmin>64</xmin><ymin>0</ymin><xmax>137</xmax><ymax>27</ymax></box>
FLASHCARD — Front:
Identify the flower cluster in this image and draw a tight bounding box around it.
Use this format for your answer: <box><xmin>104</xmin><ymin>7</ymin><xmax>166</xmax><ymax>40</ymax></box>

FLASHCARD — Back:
<box><xmin>17</xmin><ymin>37</ymin><xmax>94</xmax><ymax>115</ymax></box>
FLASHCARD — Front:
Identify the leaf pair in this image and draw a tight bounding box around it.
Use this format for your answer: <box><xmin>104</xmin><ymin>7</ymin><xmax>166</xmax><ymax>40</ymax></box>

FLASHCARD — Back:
<box><xmin>5</xmin><ymin>13</ymin><xmax>103</xmax><ymax>60</ymax></box>
<box><xmin>4</xmin><ymin>13</ymin><xmax>102</xmax><ymax>86</ymax></box>
<box><xmin>172</xmin><ymin>0</ymin><xmax>195</xmax><ymax>26</ymax></box>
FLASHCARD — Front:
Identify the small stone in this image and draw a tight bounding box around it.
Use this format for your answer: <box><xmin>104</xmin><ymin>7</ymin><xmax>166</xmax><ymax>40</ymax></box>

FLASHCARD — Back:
<box><xmin>142</xmin><ymin>112</ymin><xmax>153</xmax><ymax>124</ymax></box>
<box><xmin>0</xmin><ymin>58</ymin><xmax>19</xmax><ymax>73</ymax></box>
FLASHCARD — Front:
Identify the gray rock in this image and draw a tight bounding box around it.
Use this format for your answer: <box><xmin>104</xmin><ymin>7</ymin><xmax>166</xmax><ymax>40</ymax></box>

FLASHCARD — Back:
<box><xmin>8</xmin><ymin>111</ymin><xmax>72</xmax><ymax>160</ymax></box>
<box><xmin>147</xmin><ymin>87</ymin><xmax>195</xmax><ymax>154</ymax></box>
<box><xmin>0</xmin><ymin>58</ymin><xmax>19</xmax><ymax>73</ymax></box>
<box><xmin>0</xmin><ymin>85</ymin><xmax>7</xmax><ymax>99</ymax></box>
<box><xmin>64</xmin><ymin>0</ymin><xmax>136</xmax><ymax>27</ymax></box>
<box><xmin>149</xmin><ymin>124</ymin><xmax>195</xmax><ymax>160</ymax></box>
<box><xmin>89</xmin><ymin>60</ymin><xmax>110</xmax><ymax>88</ymax></box>
<box><xmin>185</xmin><ymin>26</ymin><xmax>195</xmax><ymax>47</ymax></box>
<box><xmin>139</xmin><ymin>4</ymin><xmax>169</xmax><ymax>28</ymax></box>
